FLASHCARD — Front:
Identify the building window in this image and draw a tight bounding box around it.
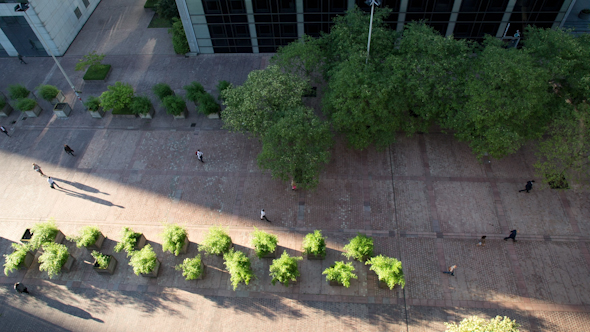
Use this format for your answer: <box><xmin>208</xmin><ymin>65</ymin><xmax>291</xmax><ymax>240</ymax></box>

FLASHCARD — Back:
<box><xmin>74</xmin><ymin>7</ymin><xmax>82</xmax><ymax>19</ymax></box>
<box><xmin>82</xmin><ymin>0</ymin><xmax>90</xmax><ymax>8</ymax></box>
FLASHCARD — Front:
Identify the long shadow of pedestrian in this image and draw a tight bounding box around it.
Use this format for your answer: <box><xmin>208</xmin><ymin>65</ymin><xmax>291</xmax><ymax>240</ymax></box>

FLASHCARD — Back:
<box><xmin>55</xmin><ymin>178</ymin><xmax>110</xmax><ymax>195</ymax></box>
<box><xmin>54</xmin><ymin>186</ymin><xmax>124</xmax><ymax>208</ymax></box>
<box><xmin>34</xmin><ymin>293</ymin><xmax>104</xmax><ymax>323</ymax></box>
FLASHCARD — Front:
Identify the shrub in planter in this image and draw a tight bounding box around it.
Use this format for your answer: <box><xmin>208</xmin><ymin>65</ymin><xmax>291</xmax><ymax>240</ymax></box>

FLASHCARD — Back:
<box><xmin>66</xmin><ymin>226</ymin><xmax>102</xmax><ymax>249</ymax></box>
<box><xmin>161</xmin><ymin>224</ymin><xmax>188</xmax><ymax>256</ymax></box>
<box><xmin>269</xmin><ymin>251</ymin><xmax>302</xmax><ymax>287</ymax></box>
<box><xmin>198</xmin><ymin>93</ymin><xmax>221</xmax><ymax>115</ymax></box>
<box><xmin>38</xmin><ymin>243</ymin><xmax>70</xmax><ymax>278</ymax></box>
<box><xmin>342</xmin><ymin>233</ymin><xmax>374</xmax><ymax>262</ymax></box>
<box><xmin>323</xmin><ymin>261</ymin><xmax>358</xmax><ymax>287</ymax></box>
<box><xmin>38</xmin><ymin>85</ymin><xmax>60</xmax><ymax>102</ymax></box>
<box><xmin>169</xmin><ymin>17</ymin><xmax>190</xmax><ymax>54</ymax></box>
<box><xmin>114</xmin><ymin>227</ymin><xmax>145</xmax><ymax>257</ymax></box>
<box><xmin>184</xmin><ymin>81</ymin><xmax>205</xmax><ymax>105</ymax></box>
<box><xmin>152</xmin><ymin>83</ymin><xmax>174</xmax><ymax>102</ymax></box>
<box><xmin>130</xmin><ymin>96</ymin><xmax>153</xmax><ymax>115</ymax></box>
<box><xmin>366</xmin><ymin>255</ymin><xmax>405</xmax><ymax>290</ymax></box>
<box><xmin>100</xmin><ymin>82</ymin><xmax>134</xmax><ymax>112</ymax></box>
<box><xmin>198</xmin><ymin>226</ymin><xmax>232</xmax><ymax>255</ymax></box>
<box><xmin>216</xmin><ymin>80</ymin><xmax>231</xmax><ymax>102</ymax></box>
<box><xmin>251</xmin><ymin>227</ymin><xmax>278</xmax><ymax>258</ymax></box>
<box><xmin>129</xmin><ymin>244</ymin><xmax>158</xmax><ymax>276</ymax></box>
<box><xmin>0</xmin><ymin>95</ymin><xmax>6</xmax><ymax>109</ymax></box>
<box><xmin>91</xmin><ymin>251</ymin><xmax>117</xmax><ymax>274</ymax></box>
<box><xmin>302</xmin><ymin>230</ymin><xmax>326</xmax><ymax>259</ymax></box>
<box><xmin>162</xmin><ymin>95</ymin><xmax>186</xmax><ymax>116</ymax></box>
<box><xmin>84</xmin><ymin>96</ymin><xmax>101</xmax><ymax>111</ymax></box>
<box><xmin>3</xmin><ymin>243</ymin><xmax>33</xmax><ymax>276</ymax></box>
<box><xmin>175</xmin><ymin>255</ymin><xmax>204</xmax><ymax>280</ymax></box>
<box><xmin>75</xmin><ymin>51</ymin><xmax>106</xmax><ymax>72</ymax></box>
<box><xmin>16</xmin><ymin>98</ymin><xmax>37</xmax><ymax>112</ymax></box>
<box><xmin>29</xmin><ymin>220</ymin><xmax>60</xmax><ymax>250</ymax></box>
<box><xmin>223</xmin><ymin>248</ymin><xmax>254</xmax><ymax>290</ymax></box>
<box><xmin>8</xmin><ymin>84</ymin><xmax>30</xmax><ymax>100</ymax></box>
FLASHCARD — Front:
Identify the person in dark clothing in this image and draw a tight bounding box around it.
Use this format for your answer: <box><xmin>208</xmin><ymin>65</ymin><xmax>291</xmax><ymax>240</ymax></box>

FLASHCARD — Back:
<box><xmin>519</xmin><ymin>180</ymin><xmax>535</xmax><ymax>193</ymax></box>
<box><xmin>64</xmin><ymin>144</ymin><xmax>75</xmax><ymax>156</ymax></box>
<box><xmin>504</xmin><ymin>230</ymin><xmax>518</xmax><ymax>242</ymax></box>
<box><xmin>14</xmin><ymin>282</ymin><xmax>29</xmax><ymax>294</ymax></box>
<box><xmin>18</xmin><ymin>54</ymin><xmax>27</xmax><ymax>64</ymax></box>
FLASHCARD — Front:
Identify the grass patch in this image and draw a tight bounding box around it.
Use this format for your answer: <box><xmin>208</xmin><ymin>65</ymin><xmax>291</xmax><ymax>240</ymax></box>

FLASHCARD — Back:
<box><xmin>148</xmin><ymin>13</ymin><xmax>173</xmax><ymax>28</ymax></box>
<box><xmin>83</xmin><ymin>64</ymin><xmax>111</xmax><ymax>80</ymax></box>
<box><xmin>144</xmin><ymin>0</ymin><xmax>158</xmax><ymax>9</ymax></box>
<box><xmin>112</xmin><ymin>107</ymin><xmax>134</xmax><ymax>115</ymax></box>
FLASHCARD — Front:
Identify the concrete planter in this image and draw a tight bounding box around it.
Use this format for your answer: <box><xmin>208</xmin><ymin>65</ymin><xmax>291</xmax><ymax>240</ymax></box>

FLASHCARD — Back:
<box><xmin>134</xmin><ymin>234</ymin><xmax>147</xmax><ymax>251</ymax></box>
<box><xmin>23</xmin><ymin>104</ymin><xmax>42</xmax><ymax>118</ymax></box>
<box><xmin>207</xmin><ymin>112</ymin><xmax>219</xmax><ymax>119</ymax></box>
<box><xmin>140</xmin><ymin>259</ymin><xmax>160</xmax><ymax>278</ymax></box>
<box><xmin>61</xmin><ymin>255</ymin><xmax>76</xmax><ymax>272</ymax></box>
<box><xmin>53</xmin><ymin>102</ymin><xmax>72</xmax><ymax>118</ymax></box>
<box><xmin>89</xmin><ymin>107</ymin><xmax>105</xmax><ymax>118</ymax></box>
<box><xmin>86</xmin><ymin>232</ymin><xmax>106</xmax><ymax>250</ymax></box>
<box><xmin>93</xmin><ymin>255</ymin><xmax>118</xmax><ymax>275</ymax></box>
<box><xmin>195</xmin><ymin>263</ymin><xmax>206</xmax><ymax>280</ymax></box>
<box><xmin>0</xmin><ymin>103</ymin><xmax>13</xmax><ymax>117</ymax></box>
<box><xmin>172</xmin><ymin>108</ymin><xmax>188</xmax><ymax>119</ymax></box>
<box><xmin>328</xmin><ymin>279</ymin><xmax>344</xmax><ymax>287</ymax></box>
<box><xmin>378</xmin><ymin>279</ymin><xmax>391</xmax><ymax>290</ymax></box>
<box><xmin>54</xmin><ymin>230</ymin><xmax>65</xmax><ymax>244</ymax></box>
<box><xmin>84</xmin><ymin>65</ymin><xmax>112</xmax><ymax>83</ymax></box>
<box><xmin>305</xmin><ymin>253</ymin><xmax>325</xmax><ymax>260</ymax></box>
<box><xmin>258</xmin><ymin>250</ymin><xmax>277</xmax><ymax>259</ymax></box>
<box><xmin>178</xmin><ymin>236</ymin><xmax>190</xmax><ymax>255</ymax></box>
<box><xmin>138</xmin><ymin>106</ymin><xmax>155</xmax><ymax>119</ymax></box>
<box><xmin>19</xmin><ymin>251</ymin><xmax>35</xmax><ymax>269</ymax></box>
<box><xmin>51</xmin><ymin>91</ymin><xmax>66</xmax><ymax>104</ymax></box>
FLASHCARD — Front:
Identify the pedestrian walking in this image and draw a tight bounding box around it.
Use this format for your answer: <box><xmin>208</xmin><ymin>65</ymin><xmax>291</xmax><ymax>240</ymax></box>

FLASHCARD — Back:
<box><xmin>504</xmin><ymin>230</ymin><xmax>518</xmax><ymax>242</ymax></box>
<box><xmin>260</xmin><ymin>209</ymin><xmax>271</xmax><ymax>223</ymax></box>
<box><xmin>519</xmin><ymin>180</ymin><xmax>535</xmax><ymax>193</ymax></box>
<box><xmin>196</xmin><ymin>149</ymin><xmax>204</xmax><ymax>163</ymax></box>
<box><xmin>47</xmin><ymin>177</ymin><xmax>60</xmax><ymax>189</ymax></box>
<box><xmin>64</xmin><ymin>144</ymin><xmax>75</xmax><ymax>156</ymax></box>
<box><xmin>476</xmin><ymin>236</ymin><xmax>486</xmax><ymax>247</ymax></box>
<box><xmin>18</xmin><ymin>54</ymin><xmax>27</xmax><ymax>64</ymax></box>
<box><xmin>14</xmin><ymin>282</ymin><xmax>29</xmax><ymax>294</ymax></box>
<box><xmin>0</xmin><ymin>126</ymin><xmax>10</xmax><ymax>137</ymax></box>
<box><xmin>443</xmin><ymin>265</ymin><xmax>457</xmax><ymax>276</ymax></box>
<box><xmin>32</xmin><ymin>163</ymin><xmax>45</xmax><ymax>176</ymax></box>
<box><xmin>291</xmin><ymin>180</ymin><xmax>297</xmax><ymax>191</ymax></box>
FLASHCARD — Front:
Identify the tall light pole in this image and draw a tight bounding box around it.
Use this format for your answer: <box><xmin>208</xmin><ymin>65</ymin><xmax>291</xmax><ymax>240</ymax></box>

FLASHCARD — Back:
<box><xmin>15</xmin><ymin>3</ymin><xmax>82</xmax><ymax>102</ymax></box>
<box><xmin>365</xmin><ymin>0</ymin><xmax>381</xmax><ymax>64</ymax></box>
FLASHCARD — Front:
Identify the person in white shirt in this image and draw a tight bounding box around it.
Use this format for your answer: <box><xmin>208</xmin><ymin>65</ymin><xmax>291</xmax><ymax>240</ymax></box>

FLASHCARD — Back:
<box><xmin>47</xmin><ymin>177</ymin><xmax>60</xmax><ymax>189</ymax></box>
<box><xmin>260</xmin><ymin>209</ymin><xmax>270</xmax><ymax>222</ymax></box>
<box><xmin>196</xmin><ymin>150</ymin><xmax>204</xmax><ymax>163</ymax></box>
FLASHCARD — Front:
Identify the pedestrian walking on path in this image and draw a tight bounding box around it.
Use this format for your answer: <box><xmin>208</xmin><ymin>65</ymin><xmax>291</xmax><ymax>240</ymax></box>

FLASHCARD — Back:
<box><xmin>32</xmin><ymin>163</ymin><xmax>45</xmax><ymax>176</ymax></box>
<box><xmin>14</xmin><ymin>282</ymin><xmax>29</xmax><ymax>294</ymax></box>
<box><xmin>196</xmin><ymin>149</ymin><xmax>204</xmax><ymax>163</ymax></box>
<box><xmin>48</xmin><ymin>177</ymin><xmax>60</xmax><ymax>189</ymax></box>
<box><xmin>18</xmin><ymin>54</ymin><xmax>27</xmax><ymax>64</ymax></box>
<box><xmin>443</xmin><ymin>265</ymin><xmax>457</xmax><ymax>276</ymax></box>
<box><xmin>519</xmin><ymin>180</ymin><xmax>535</xmax><ymax>193</ymax></box>
<box><xmin>260</xmin><ymin>209</ymin><xmax>271</xmax><ymax>222</ymax></box>
<box><xmin>504</xmin><ymin>230</ymin><xmax>518</xmax><ymax>242</ymax></box>
<box><xmin>476</xmin><ymin>236</ymin><xmax>486</xmax><ymax>247</ymax></box>
<box><xmin>291</xmin><ymin>180</ymin><xmax>297</xmax><ymax>191</ymax></box>
<box><xmin>0</xmin><ymin>126</ymin><xmax>10</xmax><ymax>137</ymax></box>
<box><xmin>64</xmin><ymin>144</ymin><xmax>75</xmax><ymax>156</ymax></box>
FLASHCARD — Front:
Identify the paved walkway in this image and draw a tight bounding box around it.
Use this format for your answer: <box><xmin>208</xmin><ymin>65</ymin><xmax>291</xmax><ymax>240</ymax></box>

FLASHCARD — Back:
<box><xmin>1</xmin><ymin>0</ymin><xmax>590</xmax><ymax>331</ymax></box>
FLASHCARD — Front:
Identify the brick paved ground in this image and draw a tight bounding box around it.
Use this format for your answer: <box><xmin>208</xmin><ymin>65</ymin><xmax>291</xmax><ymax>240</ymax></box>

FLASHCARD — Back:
<box><xmin>1</xmin><ymin>0</ymin><xmax>590</xmax><ymax>331</ymax></box>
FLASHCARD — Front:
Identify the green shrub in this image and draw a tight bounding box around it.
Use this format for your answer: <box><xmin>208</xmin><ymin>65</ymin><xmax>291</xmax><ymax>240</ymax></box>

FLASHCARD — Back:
<box><xmin>302</xmin><ymin>230</ymin><xmax>326</xmax><ymax>258</ymax></box>
<box><xmin>3</xmin><ymin>243</ymin><xmax>30</xmax><ymax>276</ymax></box>
<box><xmin>175</xmin><ymin>255</ymin><xmax>204</xmax><ymax>280</ymax></box>
<box><xmin>67</xmin><ymin>226</ymin><xmax>101</xmax><ymax>248</ymax></box>
<box><xmin>0</xmin><ymin>95</ymin><xmax>6</xmax><ymax>109</ymax></box>
<box><xmin>8</xmin><ymin>84</ymin><xmax>30</xmax><ymax>99</ymax></box>
<box><xmin>198</xmin><ymin>226</ymin><xmax>232</xmax><ymax>255</ymax></box>
<box><xmin>38</xmin><ymin>85</ymin><xmax>59</xmax><ymax>102</ymax></box>
<box><xmin>366</xmin><ymin>255</ymin><xmax>405</xmax><ymax>289</ymax></box>
<box><xmin>198</xmin><ymin>93</ymin><xmax>221</xmax><ymax>115</ymax></box>
<box><xmin>169</xmin><ymin>17</ymin><xmax>190</xmax><ymax>54</ymax></box>
<box><xmin>83</xmin><ymin>64</ymin><xmax>111</xmax><ymax>80</ymax></box>
<box><xmin>216</xmin><ymin>80</ymin><xmax>231</xmax><ymax>102</ymax></box>
<box><xmin>152</xmin><ymin>83</ymin><xmax>174</xmax><ymax>101</ymax></box>
<box><xmin>84</xmin><ymin>96</ymin><xmax>101</xmax><ymax>111</ymax></box>
<box><xmin>75</xmin><ymin>51</ymin><xmax>106</xmax><ymax>72</ymax></box>
<box><xmin>445</xmin><ymin>315</ymin><xmax>520</xmax><ymax>332</ymax></box>
<box><xmin>251</xmin><ymin>227</ymin><xmax>278</xmax><ymax>258</ymax></box>
<box><xmin>130</xmin><ymin>96</ymin><xmax>153</xmax><ymax>115</ymax></box>
<box><xmin>223</xmin><ymin>248</ymin><xmax>254</xmax><ymax>290</ymax></box>
<box><xmin>91</xmin><ymin>251</ymin><xmax>111</xmax><ymax>269</ymax></box>
<box><xmin>100</xmin><ymin>82</ymin><xmax>134</xmax><ymax>112</ymax></box>
<box><xmin>38</xmin><ymin>243</ymin><xmax>69</xmax><ymax>279</ymax></box>
<box><xmin>184</xmin><ymin>81</ymin><xmax>205</xmax><ymax>105</ymax></box>
<box><xmin>29</xmin><ymin>220</ymin><xmax>59</xmax><ymax>250</ymax></box>
<box><xmin>16</xmin><ymin>98</ymin><xmax>36</xmax><ymax>111</ymax></box>
<box><xmin>144</xmin><ymin>0</ymin><xmax>158</xmax><ymax>8</ymax></box>
<box><xmin>342</xmin><ymin>233</ymin><xmax>373</xmax><ymax>261</ymax></box>
<box><xmin>269</xmin><ymin>251</ymin><xmax>302</xmax><ymax>287</ymax></box>
<box><xmin>162</xmin><ymin>95</ymin><xmax>186</xmax><ymax>116</ymax></box>
<box><xmin>114</xmin><ymin>227</ymin><xmax>143</xmax><ymax>257</ymax></box>
<box><xmin>161</xmin><ymin>224</ymin><xmax>187</xmax><ymax>256</ymax></box>
<box><xmin>156</xmin><ymin>0</ymin><xmax>179</xmax><ymax>20</ymax></box>
<box><xmin>129</xmin><ymin>244</ymin><xmax>158</xmax><ymax>276</ymax></box>
<box><xmin>323</xmin><ymin>261</ymin><xmax>358</xmax><ymax>287</ymax></box>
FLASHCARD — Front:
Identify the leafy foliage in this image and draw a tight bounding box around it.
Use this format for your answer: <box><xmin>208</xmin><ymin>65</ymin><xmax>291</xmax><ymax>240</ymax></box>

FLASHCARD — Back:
<box><xmin>169</xmin><ymin>17</ymin><xmax>189</xmax><ymax>54</ymax></box>
<box><xmin>83</xmin><ymin>64</ymin><xmax>111</xmax><ymax>80</ymax></box>
<box><xmin>8</xmin><ymin>84</ymin><xmax>30</xmax><ymax>99</ymax></box>
<box><xmin>91</xmin><ymin>251</ymin><xmax>111</xmax><ymax>269</ymax></box>
<box><xmin>184</xmin><ymin>81</ymin><xmax>205</xmax><ymax>104</ymax></box>
<box><xmin>302</xmin><ymin>230</ymin><xmax>326</xmax><ymax>258</ymax></box>
<box><xmin>129</xmin><ymin>244</ymin><xmax>158</xmax><ymax>276</ymax></box>
<box><xmin>175</xmin><ymin>255</ymin><xmax>204</xmax><ymax>280</ymax></box>
<box><xmin>161</xmin><ymin>224</ymin><xmax>187</xmax><ymax>256</ymax></box>
<box><xmin>216</xmin><ymin>80</ymin><xmax>231</xmax><ymax>101</ymax></box>
<box><xmin>162</xmin><ymin>95</ymin><xmax>186</xmax><ymax>116</ymax></box>
<box><xmin>38</xmin><ymin>85</ymin><xmax>59</xmax><ymax>101</ymax></box>
<box><xmin>445</xmin><ymin>315</ymin><xmax>520</xmax><ymax>332</ymax></box>
<box><xmin>114</xmin><ymin>227</ymin><xmax>142</xmax><ymax>257</ymax></box>
<box><xmin>251</xmin><ymin>227</ymin><xmax>278</xmax><ymax>258</ymax></box>
<box><xmin>0</xmin><ymin>95</ymin><xmax>6</xmax><ymax>109</ymax></box>
<box><xmin>16</xmin><ymin>98</ymin><xmax>36</xmax><ymax>111</ymax></box>
<box><xmin>38</xmin><ymin>243</ymin><xmax>69</xmax><ymax>279</ymax></box>
<box><xmin>3</xmin><ymin>243</ymin><xmax>30</xmax><ymax>276</ymax></box>
<box><xmin>342</xmin><ymin>233</ymin><xmax>373</xmax><ymax>261</ymax></box>
<box><xmin>67</xmin><ymin>226</ymin><xmax>101</xmax><ymax>248</ymax></box>
<box><xmin>84</xmin><ymin>96</ymin><xmax>101</xmax><ymax>111</ymax></box>
<box><xmin>323</xmin><ymin>261</ymin><xmax>358</xmax><ymax>287</ymax></box>
<box><xmin>197</xmin><ymin>93</ymin><xmax>221</xmax><ymax>115</ymax></box>
<box><xmin>29</xmin><ymin>220</ymin><xmax>59</xmax><ymax>250</ymax></box>
<box><xmin>100</xmin><ymin>82</ymin><xmax>134</xmax><ymax>112</ymax></box>
<box><xmin>75</xmin><ymin>51</ymin><xmax>106</xmax><ymax>72</ymax></box>
<box><xmin>152</xmin><ymin>83</ymin><xmax>174</xmax><ymax>101</ymax></box>
<box><xmin>269</xmin><ymin>250</ymin><xmax>302</xmax><ymax>287</ymax></box>
<box><xmin>365</xmin><ymin>255</ymin><xmax>405</xmax><ymax>289</ymax></box>
<box><xmin>198</xmin><ymin>226</ymin><xmax>232</xmax><ymax>255</ymax></box>
<box><xmin>156</xmin><ymin>0</ymin><xmax>179</xmax><ymax>20</ymax></box>
<box><xmin>223</xmin><ymin>248</ymin><xmax>254</xmax><ymax>290</ymax></box>
<box><xmin>129</xmin><ymin>96</ymin><xmax>153</xmax><ymax>115</ymax></box>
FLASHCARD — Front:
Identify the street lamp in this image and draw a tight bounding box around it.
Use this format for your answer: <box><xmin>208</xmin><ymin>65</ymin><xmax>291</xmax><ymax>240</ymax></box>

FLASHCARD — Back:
<box><xmin>365</xmin><ymin>0</ymin><xmax>381</xmax><ymax>64</ymax></box>
<box><xmin>15</xmin><ymin>2</ymin><xmax>82</xmax><ymax>102</ymax></box>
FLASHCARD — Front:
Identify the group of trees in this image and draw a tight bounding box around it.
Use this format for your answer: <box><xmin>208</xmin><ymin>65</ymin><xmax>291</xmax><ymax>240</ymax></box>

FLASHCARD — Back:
<box><xmin>222</xmin><ymin>6</ymin><xmax>590</xmax><ymax>189</ymax></box>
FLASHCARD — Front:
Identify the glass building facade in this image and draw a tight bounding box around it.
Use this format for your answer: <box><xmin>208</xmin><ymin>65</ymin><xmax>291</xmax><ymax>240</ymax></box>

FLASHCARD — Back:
<box><xmin>179</xmin><ymin>0</ymin><xmax>574</xmax><ymax>54</ymax></box>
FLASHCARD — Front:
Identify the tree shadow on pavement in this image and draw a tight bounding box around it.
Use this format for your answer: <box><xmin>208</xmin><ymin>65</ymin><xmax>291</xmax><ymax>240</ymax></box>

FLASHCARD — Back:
<box><xmin>203</xmin><ymin>294</ymin><xmax>304</xmax><ymax>320</ymax></box>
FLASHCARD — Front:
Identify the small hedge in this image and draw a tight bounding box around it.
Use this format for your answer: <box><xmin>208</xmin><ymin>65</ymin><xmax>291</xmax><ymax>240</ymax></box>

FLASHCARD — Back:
<box><xmin>38</xmin><ymin>85</ymin><xmax>59</xmax><ymax>102</ymax></box>
<box><xmin>83</xmin><ymin>64</ymin><xmax>111</xmax><ymax>80</ymax></box>
<box><xmin>175</xmin><ymin>255</ymin><xmax>204</xmax><ymax>280</ymax></box>
<box><xmin>342</xmin><ymin>233</ymin><xmax>374</xmax><ymax>262</ymax></box>
<box><xmin>144</xmin><ymin>0</ymin><xmax>158</xmax><ymax>8</ymax></box>
<box><xmin>112</xmin><ymin>108</ymin><xmax>135</xmax><ymax>115</ymax></box>
<box><xmin>38</xmin><ymin>243</ymin><xmax>69</xmax><ymax>279</ymax></box>
<box><xmin>84</xmin><ymin>96</ymin><xmax>101</xmax><ymax>111</ymax></box>
<box><xmin>67</xmin><ymin>226</ymin><xmax>101</xmax><ymax>248</ymax></box>
<box><xmin>8</xmin><ymin>84</ymin><xmax>29</xmax><ymax>99</ymax></box>
<box><xmin>169</xmin><ymin>17</ymin><xmax>190</xmax><ymax>54</ymax></box>
<box><xmin>16</xmin><ymin>98</ymin><xmax>36</xmax><ymax>111</ymax></box>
